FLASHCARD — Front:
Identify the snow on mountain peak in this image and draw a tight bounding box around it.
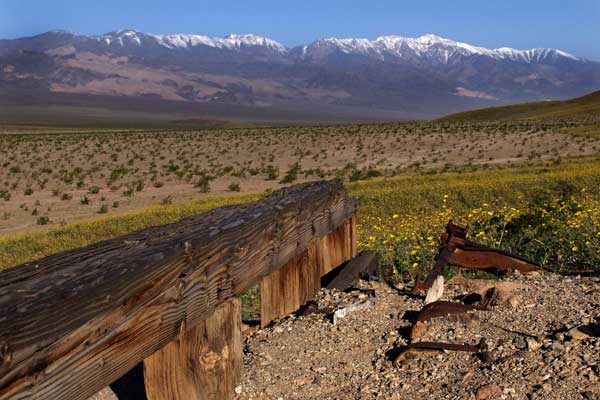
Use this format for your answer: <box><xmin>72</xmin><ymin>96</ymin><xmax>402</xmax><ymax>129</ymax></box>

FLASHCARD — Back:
<box><xmin>90</xmin><ymin>30</ymin><xmax>579</xmax><ymax>63</ymax></box>
<box><xmin>96</xmin><ymin>29</ymin><xmax>145</xmax><ymax>46</ymax></box>
<box><xmin>307</xmin><ymin>33</ymin><xmax>580</xmax><ymax>64</ymax></box>
<box><xmin>94</xmin><ymin>29</ymin><xmax>286</xmax><ymax>53</ymax></box>
<box><xmin>223</xmin><ymin>34</ymin><xmax>287</xmax><ymax>52</ymax></box>
<box><xmin>493</xmin><ymin>47</ymin><xmax>579</xmax><ymax>62</ymax></box>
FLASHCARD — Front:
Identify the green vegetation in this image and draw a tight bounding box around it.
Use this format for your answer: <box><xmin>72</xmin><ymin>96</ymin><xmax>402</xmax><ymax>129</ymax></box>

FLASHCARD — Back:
<box><xmin>2</xmin><ymin>159</ymin><xmax>599</xmax><ymax>277</ymax></box>
<box><xmin>228</xmin><ymin>182</ymin><xmax>241</xmax><ymax>192</ymax></box>
<box><xmin>351</xmin><ymin>158</ymin><xmax>600</xmax><ymax>281</ymax></box>
<box><xmin>0</xmin><ymin>192</ymin><xmax>262</xmax><ymax>269</ymax></box>
<box><xmin>2</xmin><ymin>118</ymin><xmax>598</xmax><ymax>235</ymax></box>
<box><xmin>560</xmin><ymin>123</ymin><xmax>600</xmax><ymax>138</ymax></box>
<box><xmin>441</xmin><ymin>90</ymin><xmax>600</xmax><ymax>122</ymax></box>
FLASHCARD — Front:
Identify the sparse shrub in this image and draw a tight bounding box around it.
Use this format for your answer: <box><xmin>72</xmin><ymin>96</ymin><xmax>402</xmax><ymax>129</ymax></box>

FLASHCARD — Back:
<box><xmin>263</xmin><ymin>165</ymin><xmax>279</xmax><ymax>181</ymax></box>
<box><xmin>195</xmin><ymin>175</ymin><xmax>212</xmax><ymax>193</ymax></box>
<box><xmin>36</xmin><ymin>216</ymin><xmax>50</xmax><ymax>225</ymax></box>
<box><xmin>280</xmin><ymin>162</ymin><xmax>300</xmax><ymax>184</ymax></box>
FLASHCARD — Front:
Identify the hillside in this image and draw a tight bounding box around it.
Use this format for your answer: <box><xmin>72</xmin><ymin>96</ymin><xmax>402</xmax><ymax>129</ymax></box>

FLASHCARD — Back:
<box><xmin>2</xmin><ymin>30</ymin><xmax>600</xmax><ymax>121</ymax></box>
<box><xmin>440</xmin><ymin>90</ymin><xmax>600</xmax><ymax>122</ymax></box>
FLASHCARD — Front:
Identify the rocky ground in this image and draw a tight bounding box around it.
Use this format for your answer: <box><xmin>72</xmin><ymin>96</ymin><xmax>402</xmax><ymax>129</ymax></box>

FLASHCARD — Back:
<box><xmin>235</xmin><ymin>271</ymin><xmax>600</xmax><ymax>400</ymax></box>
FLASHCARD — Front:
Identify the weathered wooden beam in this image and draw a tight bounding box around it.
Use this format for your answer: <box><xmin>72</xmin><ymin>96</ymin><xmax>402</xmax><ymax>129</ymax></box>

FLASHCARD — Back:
<box><xmin>260</xmin><ymin>234</ymin><xmax>321</xmax><ymax>328</ymax></box>
<box><xmin>317</xmin><ymin>214</ymin><xmax>357</xmax><ymax>277</ymax></box>
<box><xmin>260</xmin><ymin>215</ymin><xmax>356</xmax><ymax>327</ymax></box>
<box><xmin>0</xmin><ymin>180</ymin><xmax>358</xmax><ymax>400</ymax></box>
<box><xmin>143</xmin><ymin>298</ymin><xmax>242</xmax><ymax>400</ymax></box>
<box><xmin>323</xmin><ymin>250</ymin><xmax>379</xmax><ymax>291</ymax></box>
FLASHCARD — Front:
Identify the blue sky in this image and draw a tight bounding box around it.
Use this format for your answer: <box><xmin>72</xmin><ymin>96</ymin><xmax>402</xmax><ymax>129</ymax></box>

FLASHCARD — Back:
<box><xmin>2</xmin><ymin>0</ymin><xmax>599</xmax><ymax>60</ymax></box>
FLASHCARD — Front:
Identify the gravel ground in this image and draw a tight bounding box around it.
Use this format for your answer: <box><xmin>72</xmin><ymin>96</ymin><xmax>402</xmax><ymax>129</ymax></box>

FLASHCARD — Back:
<box><xmin>236</xmin><ymin>272</ymin><xmax>600</xmax><ymax>400</ymax></box>
<box><xmin>88</xmin><ymin>271</ymin><xmax>599</xmax><ymax>400</ymax></box>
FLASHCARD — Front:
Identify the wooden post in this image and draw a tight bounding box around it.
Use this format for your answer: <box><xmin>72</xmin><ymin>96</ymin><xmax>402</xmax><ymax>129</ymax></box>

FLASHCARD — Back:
<box><xmin>260</xmin><ymin>215</ymin><xmax>356</xmax><ymax>327</ymax></box>
<box><xmin>144</xmin><ymin>298</ymin><xmax>242</xmax><ymax>400</ymax></box>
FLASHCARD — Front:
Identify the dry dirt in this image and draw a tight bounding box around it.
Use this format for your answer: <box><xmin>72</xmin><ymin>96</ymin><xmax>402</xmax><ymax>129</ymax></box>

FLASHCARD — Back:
<box><xmin>2</xmin><ymin>121</ymin><xmax>599</xmax><ymax>235</ymax></box>
<box><xmin>90</xmin><ymin>272</ymin><xmax>600</xmax><ymax>400</ymax></box>
<box><xmin>234</xmin><ymin>272</ymin><xmax>599</xmax><ymax>400</ymax></box>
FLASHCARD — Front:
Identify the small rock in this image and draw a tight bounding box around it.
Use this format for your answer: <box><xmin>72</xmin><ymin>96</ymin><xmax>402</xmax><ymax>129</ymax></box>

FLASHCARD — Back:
<box><xmin>508</xmin><ymin>294</ymin><xmax>522</xmax><ymax>307</ymax></box>
<box><xmin>582</xmin><ymin>391</ymin><xmax>599</xmax><ymax>400</ymax></box>
<box><xmin>234</xmin><ymin>385</ymin><xmax>243</xmax><ymax>395</ymax></box>
<box><xmin>513</xmin><ymin>336</ymin><xmax>527</xmax><ymax>350</ymax></box>
<box><xmin>569</xmin><ymin>326</ymin><xmax>593</xmax><ymax>341</ymax></box>
<box><xmin>526</xmin><ymin>337</ymin><xmax>542</xmax><ymax>351</ymax></box>
<box><xmin>541</xmin><ymin>383</ymin><xmax>552</xmax><ymax>392</ymax></box>
<box><xmin>476</xmin><ymin>384</ymin><xmax>502</xmax><ymax>400</ymax></box>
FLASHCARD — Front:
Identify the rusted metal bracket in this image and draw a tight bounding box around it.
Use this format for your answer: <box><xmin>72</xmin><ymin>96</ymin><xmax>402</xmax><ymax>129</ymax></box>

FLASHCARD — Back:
<box><xmin>394</xmin><ymin>300</ymin><xmax>490</xmax><ymax>365</ymax></box>
<box><xmin>393</xmin><ymin>338</ymin><xmax>487</xmax><ymax>365</ymax></box>
<box><xmin>410</xmin><ymin>300</ymin><xmax>486</xmax><ymax>340</ymax></box>
<box><xmin>412</xmin><ymin>221</ymin><xmax>540</xmax><ymax>294</ymax></box>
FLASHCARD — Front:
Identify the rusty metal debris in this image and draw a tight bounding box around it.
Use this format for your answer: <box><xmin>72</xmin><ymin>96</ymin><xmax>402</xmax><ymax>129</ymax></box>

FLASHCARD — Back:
<box><xmin>393</xmin><ymin>298</ymin><xmax>491</xmax><ymax>365</ymax></box>
<box><xmin>393</xmin><ymin>338</ymin><xmax>488</xmax><ymax>365</ymax></box>
<box><xmin>410</xmin><ymin>300</ymin><xmax>485</xmax><ymax>340</ymax></box>
<box><xmin>392</xmin><ymin>221</ymin><xmax>544</xmax><ymax>368</ymax></box>
<box><xmin>412</xmin><ymin>221</ymin><xmax>540</xmax><ymax>294</ymax></box>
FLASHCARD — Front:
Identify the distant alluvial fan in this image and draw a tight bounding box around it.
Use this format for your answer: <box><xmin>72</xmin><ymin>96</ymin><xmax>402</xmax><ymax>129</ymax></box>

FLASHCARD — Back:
<box><xmin>1</xmin><ymin>29</ymin><xmax>600</xmax><ymax>119</ymax></box>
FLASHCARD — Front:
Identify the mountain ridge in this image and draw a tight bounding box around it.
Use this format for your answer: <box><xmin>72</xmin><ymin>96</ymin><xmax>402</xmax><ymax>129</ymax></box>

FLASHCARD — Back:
<box><xmin>21</xmin><ymin>29</ymin><xmax>582</xmax><ymax>64</ymax></box>
<box><xmin>2</xmin><ymin>29</ymin><xmax>600</xmax><ymax>121</ymax></box>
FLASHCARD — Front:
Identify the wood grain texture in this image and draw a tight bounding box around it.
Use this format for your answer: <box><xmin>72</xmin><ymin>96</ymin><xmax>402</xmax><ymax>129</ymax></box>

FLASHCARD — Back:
<box><xmin>323</xmin><ymin>250</ymin><xmax>379</xmax><ymax>291</ymax></box>
<box><xmin>260</xmin><ymin>242</ymin><xmax>320</xmax><ymax>328</ymax></box>
<box><xmin>317</xmin><ymin>214</ymin><xmax>357</xmax><ymax>277</ymax></box>
<box><xmin>0</xmin><ymin>180</ymin><xmax>358</xmax><ymax>400</ymax></box>
<box><xmin>260</xmin><ymin>216</ymin><xmax>356</xmax><ymax>327</ymax></box>
<box><xmin>144</xmin><ymin>298</ymin><xmax>242</xmax><ymax>400</ymax></box>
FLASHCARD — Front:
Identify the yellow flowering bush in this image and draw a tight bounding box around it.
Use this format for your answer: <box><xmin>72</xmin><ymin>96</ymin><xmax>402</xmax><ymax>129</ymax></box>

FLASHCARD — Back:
<box><xmin>1</xmin><ymin>159</ymin><xmax>599</xmax><ymax>282</ymax></box>
<box><xmin>349</xmin><ymin>160</ymin><xmax>600</xmax><ymax>282</ymax></box>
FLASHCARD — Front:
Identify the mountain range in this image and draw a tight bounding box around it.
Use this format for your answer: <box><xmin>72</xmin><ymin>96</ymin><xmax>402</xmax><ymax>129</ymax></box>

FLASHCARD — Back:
<box><xmin>2</xmin><ymin>29</ymin><xmax>600</xmax><ymax>121</ymax></box>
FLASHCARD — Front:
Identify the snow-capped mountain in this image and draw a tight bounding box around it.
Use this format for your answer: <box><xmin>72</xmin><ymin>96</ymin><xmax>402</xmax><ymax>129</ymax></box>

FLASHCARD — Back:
<box><xmin>94</xmin><ymin>29</ymin><xmax>287</xmax><ymax>53</ymax></box>
<box><xmin>297</xmin><ymin>34</ymin><xmax>581</xmax><ymax>65</ymax></box>
<box><xmin>1</xmin><ymin>29</ymin><xmax>599</xmax><ymax>120</ymax></box>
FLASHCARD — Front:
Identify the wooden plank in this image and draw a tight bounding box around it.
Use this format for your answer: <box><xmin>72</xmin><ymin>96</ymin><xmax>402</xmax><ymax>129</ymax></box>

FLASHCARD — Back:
<box><xmin>260</xmin><ymin>243</ymin><xmax>320</xmax><ymax>327</ymax></box>
<box><xmin>323</xmin><ymin>250</ymin><xmax>379</xmax><ymax>290</ymax></box>
<box><xmin>317</xmin><ymin>214</ymin><xmax>357</xmax><ymax>276</ymax></box>
<box><xmin>0</xmin><ymin>180</ymin><xmax>358</xmax><ymax>400</ymax></box>
<box><xmin>260</xmin><ymin>215</ymin><xmax>356</xmax><ymax>327</ymax></box>
<box><xmin>144</xmin><ymin>298</ymin><xmax>242</xmax><ymax>400</ymax></box>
